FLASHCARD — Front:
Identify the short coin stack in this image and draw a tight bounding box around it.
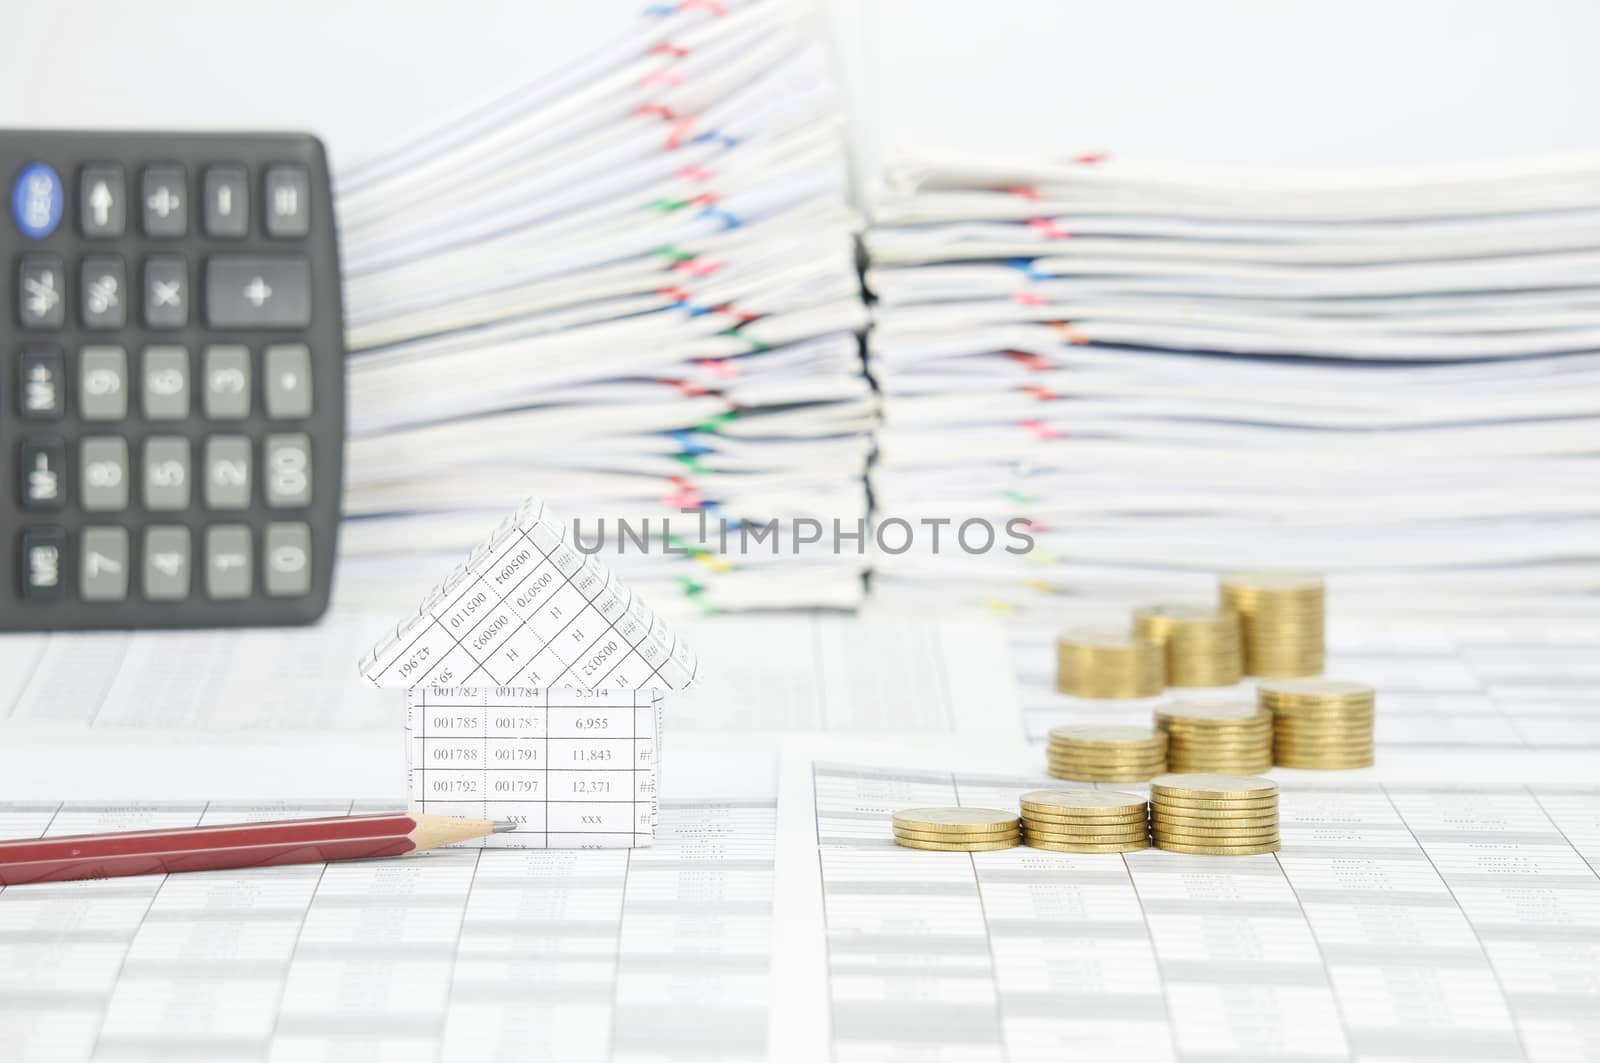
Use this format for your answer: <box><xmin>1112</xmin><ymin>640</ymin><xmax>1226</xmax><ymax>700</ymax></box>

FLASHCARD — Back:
<box><xmin>1219</xmin><ymin>571</ymin><xmax>1325</xmax><ymax>677</ymax></box>
<box><xmin>1056</xmin><ymin>628</ymin><xmax>1165</xmax><ymax>698</ymax></box>
<box><xmin>1019</xmin><ymin>789</ymin><xmax>1150</xmax><ymax>852</ymax></box>
<box><xmin>1046</xmin><ymin>724</ymin><xmax>1168</xmax><ymax>782</ymax></box>
<box><xmin>1133</xmin><ymin>603</ymin><xmax>1243</xmax><ymax>687</ymax></box>
<box><xmin>1258</xmin><ymin>678</ymin><xmax>1376</xmax><ymax>769</ymax></box>
<box><xmin>1149</xmin><ymin>774</ymin><xmax>1280</xmax><ymax>855</ymax></box>
<box><xmin>892</xmin><ymin>807</ymin><xmax>1021</xmax><ymax>851</ymax></box>
<box><xmin>1154</xmin><ymin>701</ymin><xmax>1274</xmax><ymax>774</ymax></box>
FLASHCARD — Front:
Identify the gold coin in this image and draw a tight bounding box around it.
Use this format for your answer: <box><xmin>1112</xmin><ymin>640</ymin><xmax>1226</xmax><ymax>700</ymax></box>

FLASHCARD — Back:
<box><xmin>1150</xmin><ymin>773</ymin><xmax>1277</xmax><ymax>799</ymax></box>
<box><xmin>1021</xmin><ymin>811</ymin><xmax>1148</xmax><ymax>826</ymax></box>
<box><xmin>1274</xmin><ymin>757</ymin><xmax>1374</xmax><ymax>770</ymax></box>
<box><xmin>895</xmin><ymin>836</ymin><xmax>1021</xmax><ymax>852</ymax></box>
<box><xmin>892</xmin><ymin>807</ymin><xmax>1020</xmax><ymax>833</ymax></box>
<box><xmin>1154</xmin><ymin>831</ymin><xmax>1278</xmax><ymax>844</ymax></box>
<box><xmin>1157</xmin><ymin>701</ymin><xmax>1265</xmax><ymax>721</ymax></box>
<box><xmin>1152</xmin><ymin>799</ymin><xmax>1279</xmax><ymax>815</ymax></box>
<box><xmin>1047</xmin><ymin>758</ymin><xmax>1168</xmax><ymax>772</ymax></box>
<box><xmin>895</xmin><ymin>827</ymin><xmax>1019</xmax><ymax>843</ymax></box>
<box><xmin>1258</xmin><ymin>677</ymin><xmax>1373</xmax><ymax>699</ymax></box>
<box><xmin>1152</xmin><ymin>813</ymin><xmax>1278</xmax><ymax>829</ymax></box>
<box><xmin>1154</xmin><ymin>839</ymin><xmax>1281</xmax><ymax>855</ymax></box>
<box><xmin>1024</xmin><ymin>838</ymin><xmax>1151</xmax><ymax>853</ymax></box>
<box><xmin>1019</xmin><ymin>789</ymin><xmax>1148</xmax><ymax>813</ymax></box>
<box><xmin>1024</xmin><ymin>826</ymin><xmax>1152</xmax><ymax>845</ymax></box>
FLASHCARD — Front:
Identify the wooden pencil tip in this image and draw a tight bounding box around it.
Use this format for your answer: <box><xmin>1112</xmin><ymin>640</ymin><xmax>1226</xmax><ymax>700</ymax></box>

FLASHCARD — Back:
<box><xmin>409</xmin><ymin>814</ymin><xmax>498</xmax><ymax>851</ymax></box>
<box><xmin>492</xmin><ymin>820</ymin><xmax>517</xmax><ymax>833</ymax></box>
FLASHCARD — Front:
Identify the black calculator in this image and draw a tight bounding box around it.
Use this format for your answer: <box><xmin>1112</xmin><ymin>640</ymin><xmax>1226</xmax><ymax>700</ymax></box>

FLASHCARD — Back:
<box><xmin>2</xmin><ymin>131</ymin><xmax>344</xmax><ymax>630</ymax></box>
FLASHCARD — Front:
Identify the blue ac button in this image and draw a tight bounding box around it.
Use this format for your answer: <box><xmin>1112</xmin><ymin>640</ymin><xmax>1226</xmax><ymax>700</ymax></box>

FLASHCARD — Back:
<box><xmin>12</xmin><ymin>162</ymin><xmax>65</xmax><ymax>239</ymax></box>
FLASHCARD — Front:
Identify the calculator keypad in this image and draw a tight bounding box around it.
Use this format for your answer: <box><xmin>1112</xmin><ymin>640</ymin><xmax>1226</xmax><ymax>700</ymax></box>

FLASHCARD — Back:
<box><xmin>3</xmin><ymin>130</ymin><xmax>343</xmax><ymax>629</ymax></box>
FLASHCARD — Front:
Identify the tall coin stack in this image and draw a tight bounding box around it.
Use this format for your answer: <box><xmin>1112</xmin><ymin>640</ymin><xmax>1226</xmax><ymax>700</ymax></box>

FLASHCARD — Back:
<box><xmin>1046</xmin><ymin>724</ymin><xmax>1168</xmax><ymax>782</ymax></box>
<box><xmin>1219</xmin><ymin>571</ymin><xmax>1326</xmax><ymax>676</ymax></box>
<box><xmin>1019</xmin><ymin>790</ymin><xmax>1150</xmax><ymax>853</ymax></box>
<box><xmin>1258</xmin><ymin>679</ymin><xmax>1376</xmax><ymax>769</ymax></box>
<box><xmin>1154</xmin><ymin>701</ymin><xmax>1274</xmax><ymax>773</ymax></box>
<box><xmin>1056</xmin><ymin>628</ymin><xmax>1165</xmax><ymax>698</ymax></box>
<box><xmin>1133</xmin><ymin>603</ymin><xmax>1244</xmax><ymax>686</ymax></box>
<box><xmin>892</xmin><ymin>807</ymin><xmax>1021</xmax><ymax>851</ymax></box>
<box><xmin>1149</xmin><ymin>774</ymin><xmax>1281</xmax><ymax>855</ymax></box>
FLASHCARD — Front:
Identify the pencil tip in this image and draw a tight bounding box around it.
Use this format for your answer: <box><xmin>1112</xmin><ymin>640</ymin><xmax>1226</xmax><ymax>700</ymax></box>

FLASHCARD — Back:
<box><xmin>492</xmin><ymin>820</ymin><xmax>517</xmax><ymax>834</ymax></box>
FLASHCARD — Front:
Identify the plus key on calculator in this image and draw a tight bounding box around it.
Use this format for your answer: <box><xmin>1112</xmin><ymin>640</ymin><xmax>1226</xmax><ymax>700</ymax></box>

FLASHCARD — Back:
<box><xmin>2</xmin><ymin>131</ymin><xmax>344</xmax><ymax>630</ymax></box>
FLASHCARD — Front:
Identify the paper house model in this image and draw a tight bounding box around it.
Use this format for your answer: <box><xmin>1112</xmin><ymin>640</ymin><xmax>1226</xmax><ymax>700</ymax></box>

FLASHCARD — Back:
<box><xmin>358</xmin><ymin>497</ymin><xmax>700</xmax><ymax>848</ymax></box>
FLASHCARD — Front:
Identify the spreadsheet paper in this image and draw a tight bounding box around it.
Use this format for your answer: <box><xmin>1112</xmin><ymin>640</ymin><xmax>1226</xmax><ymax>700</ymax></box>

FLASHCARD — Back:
<box><xmin>772</xmin><ymin>745</ymin><xmax>1600</xmax><ymax>1063</ymax></box>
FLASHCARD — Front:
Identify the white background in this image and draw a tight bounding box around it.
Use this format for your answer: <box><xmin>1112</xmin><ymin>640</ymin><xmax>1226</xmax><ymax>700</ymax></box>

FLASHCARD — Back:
<box><xmin>2</xmin><ymin>0</ymin><xmax>1597</xmax><ymax>199</ymax></box>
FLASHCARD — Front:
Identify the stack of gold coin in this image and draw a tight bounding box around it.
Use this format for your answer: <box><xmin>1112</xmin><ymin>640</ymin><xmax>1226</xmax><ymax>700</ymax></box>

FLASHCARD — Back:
<box><xmin>1154</xmin><ymin>701</ymin><xmax>1274</xmax><ymax>774</ymax></box>
<box><xmin>1019</xmin><ymin>789</ymin><xmax>1150</xmax><ymax>852</ymax></box>
<box><xmin>1046</xmin><ymin>724</ymin><xmax>1168</xmax><ymax>782</ymax></box>
<box><xmin>1056</xmin><ymin>627</ymin><xmax>1165</xmax><ymax>698</ymax></box>
<box><xmin>1133</xmin><ymin>603</ymin><xmax>1244</xmax><ymax>687</ymax></box>
<box><xmin>892</xmin><ymin>807</ymin><xmax>1021</xmax><ymax>851</ymax></box>
<box><xmin>1258</xmin><ymin>678</ymin><xmax>1376</xmax><ymax>769</ymax></box>
<box><xmin>1218</xmin><ymin>571</ymin><xmax>1325</xmax><ymax>676</ymax></box>
<box><xmin>1149</xmin><ymin>774</ymin><xmax>1280</xmax><ymax>855</ymax></box>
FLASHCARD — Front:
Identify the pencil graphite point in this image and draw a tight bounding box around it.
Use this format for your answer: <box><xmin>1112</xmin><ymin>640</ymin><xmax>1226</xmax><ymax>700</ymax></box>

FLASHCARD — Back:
<box><xmin>492</xmin><ymin>820</ymin><xmax>517</xmax><ymax>834</ymax></box>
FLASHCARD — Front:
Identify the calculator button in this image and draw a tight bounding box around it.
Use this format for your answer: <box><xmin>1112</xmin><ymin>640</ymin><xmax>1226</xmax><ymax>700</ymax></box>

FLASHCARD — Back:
<box><xmin>20</xmin><ymin>526</ymin><xmax>66</xmax><ymax>601</ymax></box>
<box><xmin>204</xmin><ymin>525</ymin><xmax>252</xmax><ymax>599</ymax></box>
<box><xmin>80</xmin><ymin>527</ymin><xmax>129</xmax><ymax>602</ymax></box>
<box><xmin>13</xmin><ymin>162</ymin><xmax>64</xmax><ymax>239</ymax></box>
<box><xmin>19</xmin><ymin>436</ymin><xmax>65</xmax><ymax>511</ymax></box>
<box><xmin>264</xmin><ymin>164</ymin><xmax>310</xmax><ymax>237</ymax></box>
<box><xmin>80</xmin><ymin>436</ymin><xmax>129</xmax><ymax>512</ymax></box>
<box><xmin>264</xmin><ymin>522</ymin><xmax>312</xmax><ymax>597</ymax></box>
<box><xmin>79</xmin><ymin>346</ymin><xmax>129</xmax><ymax>420</ymax></box>
<box><xmin>204</xmin><ymin>436</ymin><xmax>252</xmax><ymax>509</ymax></box>
<box><xmin>264</xmin><ymin>344</ymin><xmax>313</xmax><ymax>418</ymax></box>
<box><xmin>80</xmin><ymin>256</ymin><xmax>127</xmax><ymax>329</ymax></box>
<box><xmin>141</xmin><ymin>164</ymin><xmax>187</xmax><ymax>237</ymax></box>
<box><xmin>265</xmin><ymin>434</ymin><xmax>311</xmax><ymax>508</ymax></box>
<box><xmin>143</xmin><ymin>437</ymin><xmax>191</xmax><ymax>511</ymax></box>
<box><xmin>143</xmin><ymin>525</ymin><xmax>191</xmax><ymax>601</ymax></box>
<box><xmin>206</xmin><ymin>256</ymin><xmax>311</xmax><ymax>328</ymax></box>
<box><xmin>203</xmin><ymin>345</ymin><xmax>251</xmax><ymax>419</ymax></box>
<box><xmin>203</xmin><ymin>165</ymin><xmax>249</xmax><ymax>238</ymax></box>
<box><xmin>143</xmin><ymin>256</ymin><xmax>189</xmax><ymax>329</ymax></box>
<box><xmin>141</xmin><ymin>346</ymin><xmax>191</xmax><ymax>420</ymax></box>
<box><xmin>16</xmin><ymin>349</ymin><xmax>64</xmax><ymax>419</ymax></box>
<box><xmin>79</xmin><ymin>165</ymin><xmax>126</xmax><ymax>238</ymax></box>
<box><xmin>17</xmin><ymin>255</ymin><xmax>65</xmax><ymax>329</ymax></box>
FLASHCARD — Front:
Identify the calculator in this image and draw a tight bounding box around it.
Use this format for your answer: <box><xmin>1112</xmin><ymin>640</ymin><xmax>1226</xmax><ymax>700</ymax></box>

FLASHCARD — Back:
<box><xmin>2</xmin><ymin>131</ymin><xmax>344</xmax><ymax>630</ymax></box>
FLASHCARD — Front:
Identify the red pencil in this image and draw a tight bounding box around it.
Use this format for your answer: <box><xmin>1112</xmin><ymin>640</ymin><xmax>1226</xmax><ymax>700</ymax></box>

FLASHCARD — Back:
<box><xmin>0</xmin><ymin>812</ymin><xmax>511</xmax><ymax>885</ymax></box>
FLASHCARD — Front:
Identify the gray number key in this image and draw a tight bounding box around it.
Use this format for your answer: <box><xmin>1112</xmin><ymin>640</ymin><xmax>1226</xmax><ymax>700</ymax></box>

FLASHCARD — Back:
<box><xmin>205</xmin><ymin>525</ymin><xmax>252</xmax><ymax>600</ymax></box>
<box><xmin>81</xmin><ymin>527</ymin><xmax>130</xmax><ymax>602</ymax></box>
<box><xmin>143</xmin><ymin>437</ymin><xmax>191</xmax><ymax>510</ymax></box>
<box><xmin>143</xmin><ymin>526</ymin><xmax>191</xmax><ymax>601</ymax></box>
<box><xmin>79</xmin><ymin>346</ymin><xmax>128</xmax><ymax>420</ymax></box>
<box><xmin>203</xmin><ymin>345</ymin><xmax>252</xmax><ymax>420</ymax></box>
<box><xmin>264</xmin><ymin>164</ymin><xmax>310</xmax><ymax>237</ymax></box>
<box><xmin>264</xmin><ymin>344</ymin><xmax>313</xmax><ymax>418</ymax></box>
<box><xmin>18</xmin><ymin>255</ymin><xmax>65</xmax><ymax>329</ymax></box>
<box><xmin>265</xmin><ymin>522</ymin><xmax>312</xmax><ymax>597</ymax></box>
<box><xmin>141</xmin><ymin>346</ymin><xmax>190</xmax><ymax>420</ymax></box>
<box><xmin>80</xmin><ymin>257</ymin><xmax>127</xmax><ymax>329</ymax></box>
<box><xmin>205</xmin><ymin>256</ymin><xmax>310</xmax><ymax>328</ymax></box>
<box><xmin>80</xmin><ymin>164</ymin><xmax>127</xmax><ymax>238</ymax></box>
<box><xmin>265</xmin><ymin>434</ymin><xmax>312</xmax><ymax>507</ymax></box>
<box><xmin>144</xmin><ymin>256</ymin><xmax>189</xmax><ymax>328</ymax></box>
<box><xmin>141</xmin><ymin>164</ymin><xmax>187</xmax><ymax>237</ymax></box>
<box><xmin>80</xmin><ymin>436</ymin><xmax>129</xmax><ymax>512</ymax></box>
<box><xmin>204</xmin><ymin>436</ymin><xmax>252</xmax><ymax>509</ymax></box>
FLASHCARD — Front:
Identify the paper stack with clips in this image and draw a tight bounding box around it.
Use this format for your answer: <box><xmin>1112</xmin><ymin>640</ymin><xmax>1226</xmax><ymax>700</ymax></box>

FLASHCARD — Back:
<box><xmin>334</xmin><ymin>0</ymin><xmax>871</xmax><ymax>617</ymax></box>
<box><xmin>865</xmin><ymin>152</ymin><xmax>1600</xmax><ymax>618</ymax></box>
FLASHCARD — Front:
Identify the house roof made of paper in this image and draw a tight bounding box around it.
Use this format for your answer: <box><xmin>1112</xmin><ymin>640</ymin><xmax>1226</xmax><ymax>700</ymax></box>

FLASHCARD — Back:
<box><xmin>359</xmin><ymin>497</ymin><xmax>699</xmax><ymax>693</ymax></box>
